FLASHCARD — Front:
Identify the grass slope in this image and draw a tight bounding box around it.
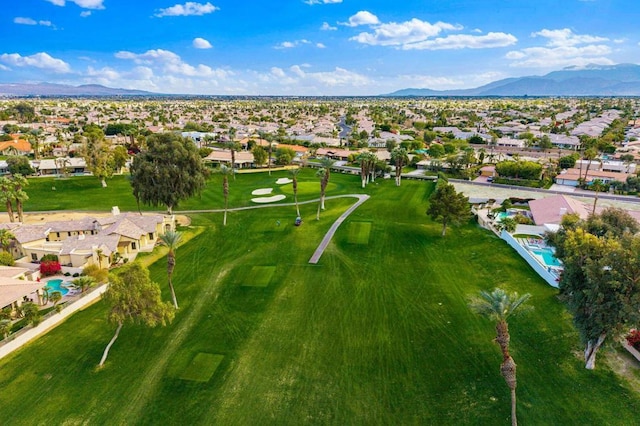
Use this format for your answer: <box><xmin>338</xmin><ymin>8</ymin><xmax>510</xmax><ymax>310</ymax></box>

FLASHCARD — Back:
<box><xmin>0</xmin><ymin>174</ymin><xmax>638</xmax><ymax>425</ymax></box>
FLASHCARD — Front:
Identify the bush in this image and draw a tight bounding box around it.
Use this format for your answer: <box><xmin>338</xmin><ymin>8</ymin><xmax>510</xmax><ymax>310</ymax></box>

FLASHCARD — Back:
<box><xmin>0</xmin><ymin>252</ymin><xmax>15</xmax><ymax>266</ymax></box>
<box><xmin>41</xmin><ymin>254</ymin><xmax>59</xmax><ymax>262</ymax></box>
<box><xmin>82</xmin><ymin>264</ymin><xmax>109</xmax><ymax>283</ymax></box>
<box><xmin>73</xmin><ymin>273</ymin><xmax>80</xmax><ymax>277</ymax></box>
<box><xmin>64</xmin><ymin>272</ymin><xmax>71</xmax><ymax>276</ymax></box>
<box><xmin>626</xmin><ymin>329</ymin><xmax>640</xmax><ymax>351</ymax></box>
<box><xmin>40</xmin><ymin>260</ymin><xmax>61</xmax><ymax>276</ymax></box>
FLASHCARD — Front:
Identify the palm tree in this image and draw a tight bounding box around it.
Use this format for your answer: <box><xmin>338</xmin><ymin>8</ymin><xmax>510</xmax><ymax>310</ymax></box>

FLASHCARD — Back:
<box><xmin>391</xmin><ymin>147</ymin><xmax>408</xmax><ymax>186</ymax></box>
<box><xmin>590</xmin><ymin>179</ymin><xmax>607</xmax><ymax>214</ymax></box>
<box><xmin>220</xmin><ymin>165</ymin><xmax>234</xmax><ymax>226</ymax></box>
<box><xmin>316</xmin><ymin>158</ymin><xmax>334</xmax><ymax>220</ymax></box>
<box><xmin>158</xmin><ymin>230</ymin><xmax>183</xmax><ymax>310</ymax></box>
<box><xmin>95</xmin><ymin>248</ymin><xmax>107</xmax><ymax>269</ymax></box>
<box><xmin>11</xmin><ymin>174</ymin><xmax>29</xmax><ymax>223</ymax></box>
<box><xmin>0</xmin><ymin>177</ymin><xmax>16</xmax><ymax>222</ymax></box>
<box><xmin>469</xmin><ymin>288</ymin><xmax>531</xmax><ymax>426</ymax></box>
<box><xmin>581</xmin><ymin>147</ymin><xmax>598</xmax><ymax>186</ymax></box>
<box><xmin>72</xmin><ymin>276</ymin><xmax>96</xmax><ymax>293</ymax></box>
<box><xmin>289</xmin><ymin>167</ymin><xmax>302</xmax><ymax>218</ymax></box>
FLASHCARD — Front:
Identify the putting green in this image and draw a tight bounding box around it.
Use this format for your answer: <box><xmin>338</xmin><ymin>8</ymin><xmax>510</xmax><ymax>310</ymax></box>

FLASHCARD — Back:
<box><xmin>243</xmin><ymin>266</ymin><xmax>276</xmax><ymax>287</ymax></box>
<box><xmin>347</xmin><ymin>221</ymin><xmax>372</xmax><ymax>245</ymax></box>
<box><xmin>179</xmin><ymin>353</ymin><xmax>224</xmax><ymax>382</ymax></box>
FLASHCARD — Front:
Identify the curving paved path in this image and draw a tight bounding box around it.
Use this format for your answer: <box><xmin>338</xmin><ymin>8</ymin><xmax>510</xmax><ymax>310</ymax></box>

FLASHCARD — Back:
<box><xmin>308</xmin><ymin>194</ymin><xmax>370</xmax><ymax>264</ymax></box>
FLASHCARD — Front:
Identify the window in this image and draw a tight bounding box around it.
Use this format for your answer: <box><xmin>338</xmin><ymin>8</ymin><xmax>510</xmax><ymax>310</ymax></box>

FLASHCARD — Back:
<box><xmin>131</xmin><ymin>242</ymin><xmax>137</xmax><ymax>250</ymax></box>
<box><xmin>148</xmin><ymin>233</ymin><xmax>154</xmax><ymax>240</ymax></box>
<box><xmin>56</xmin><ymin>232</ymin><xmax>60</xmax><ymax>238</ymax></box>
<box><xmin>31</xmin><ymin>253</ymin><xmax>38</xmax><ymax>261</ymax></box>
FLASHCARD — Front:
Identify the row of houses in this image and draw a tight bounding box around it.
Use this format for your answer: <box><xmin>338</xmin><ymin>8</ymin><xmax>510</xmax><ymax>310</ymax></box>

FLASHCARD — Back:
<box><xmin>0</xmin><ymin>157</ymin><xmax>88</xmax><ymax>176</ymax></box>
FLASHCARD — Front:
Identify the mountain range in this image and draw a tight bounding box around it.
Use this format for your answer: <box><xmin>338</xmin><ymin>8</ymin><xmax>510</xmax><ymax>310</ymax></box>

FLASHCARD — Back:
<box><xmin>2</xmin><ymin>64</ymin><xmax>640</xmax><ymax>97</ymax></box>
<box><xmin>0</xmin><ymin>82</ymin><xmax>154</xmax><ymax>97</ymax></box>
<box><xmin>385</xmin><ymin>63</ymin><xmax>640</xmax><ymax>97</ymax></box>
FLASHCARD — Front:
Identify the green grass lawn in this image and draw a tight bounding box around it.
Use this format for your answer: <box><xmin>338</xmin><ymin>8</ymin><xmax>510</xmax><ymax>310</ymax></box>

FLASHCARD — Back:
<box><xmin>11</xmin><ymin>168</ymin><xmax>357</xmax><ymax>214</ymax></box>
<box><xmin>0</xmin><ymin>174</ymin><xmax>639</xmax><ymax>424</ymax></box>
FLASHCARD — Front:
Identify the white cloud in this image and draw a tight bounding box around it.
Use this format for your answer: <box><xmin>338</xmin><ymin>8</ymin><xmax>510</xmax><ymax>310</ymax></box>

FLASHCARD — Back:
<box><xmin>342</xmin><ymin>11</ymin><xmax>379</xmax><ymax>27</ymax></box>
<box><xmin>80</xmin><ymin>11</ymin><xmax>92</xmax><ymax>17</ymax></box>
<box><xmin>274</xmin><ymin>39</ymin><xmax>311</xmax><ymax>49</ymax></box>
<box><xmin>14</xmin><ymin>17</ymin><xmax>55</xmax><ymax>27</ymax></box>
<box><xmin>0</xmin><ymin>52</ymin><xmax>71</xmax><ymax>73</ymax></box>
<box><xmin>320</xmin><ymin>22</ymin><xmax>337</xmax><ymax>31</ymax></box>
<box><xmin>305</xmin><ymin>0</ymin><xmax>342</xmax><ymax>4</ymax></box>
<box><xmin>14</xmin><ymin>17</ymin><xmax>37</xmax><ymax>25</ymax></box>
<box><xmin>316</xmin><ymin>43</ymin><xmax>326</xmax><ymax>49</ymax></box>
<box><xmin>45</xmin><ymin>0</ymin><xmax>105</xmax><ymax>9</ymax></box>
<box><xmin>347</xmin><ymin>15</ymin><xmax>515</xmax><ymax>51</ymax></box>
<box><xmin>351</xmin><ymin>19</ymin><xmax>462</xmax><ymax>46</ymax></box>
<box><xmin>270</xmin><ymin>67</ymin><xmax>286</xmax><ymax>78</ymax></box>
<box><xmin>193</xmin><ymin>37</ymin><xmax>213</xmax><ymax>49</ymax></box>
<box><xmin>115</xmin><ymin>48</ymin><xmax>228</xmax><ymax>78</ymax></box>
<box><xmin>507</xmin><ymin>28</ymin><xmax>613</xmax><ymax>68</ymax></box>
<box><xmin>0</xmin><ymin>64</ymin><xmax>10</xmax><ymax>71</ymax></box>
<box><xmin>154</xmin><ymin>2</ymin><xmax>219</xmax><ymax>17</ymax></box>
<box><xmin>402</xmin><ymin>32</ymin><xmax>517</xmax><ymax>50</ymax></box>
<box><xmin>532</xmin><ymin>28</ymin><xmax>608</xmax><ymax>47</ymax></box>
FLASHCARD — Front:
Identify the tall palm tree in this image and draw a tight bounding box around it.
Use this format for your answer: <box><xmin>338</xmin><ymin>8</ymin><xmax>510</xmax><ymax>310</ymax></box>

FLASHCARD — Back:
<box><xmin>11</xmin><ymin>174</ymin><xmax>29</xmax><ymax>223</ymax></box>
<box><xmin>158</xmin><ymin>230</ymin><xmax>182</xmax><ymax>309</ymax></box>
<box><xmin>0</xmin><ymin>177</ymin><xmax>16</xmax><ymax>223</ymax></box>
<box><xmin>289</xmin><ymin>167</ymin><xmax>301</xmax><ymax>218</ymax></box>
<box><xmin>316</xmin><ymin>158</ymin><xmax>334</xmax><ymax>220</ymax></box>
<box><xmin>220</xmin><ymin>165</ymin><xmax>234</xmax><ymax>226</ymax></box>
<box><xmin>469</xmin><ymin>288</ymin><xmax>531</xmax><ymax>426</ymax></box>
<box><xmin>391</xmin><ymin>147</ymin><xmax>408</xmax><ymax>187</ymax></box>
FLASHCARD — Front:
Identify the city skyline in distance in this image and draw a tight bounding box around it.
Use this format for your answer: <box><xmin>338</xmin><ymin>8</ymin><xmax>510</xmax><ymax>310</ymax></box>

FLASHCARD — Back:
<box><xmin>2</xmin><ymin>0</ymin><xmax>639</xmax><ymax>96</ymax></box>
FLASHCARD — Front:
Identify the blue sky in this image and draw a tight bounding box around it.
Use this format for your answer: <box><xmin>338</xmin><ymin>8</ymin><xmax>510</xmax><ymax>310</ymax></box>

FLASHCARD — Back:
<box><xmin>1</xmin><ymin>0</ymin><xmax>638</xmax><ymax>95</ymax></box>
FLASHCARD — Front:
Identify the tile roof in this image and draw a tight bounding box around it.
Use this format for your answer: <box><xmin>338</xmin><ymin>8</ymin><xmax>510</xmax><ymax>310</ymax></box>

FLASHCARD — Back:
<box><xmin>529</xmin><ymin>194</ymin><xmax>590</xmax><ymax>225</ymax></box>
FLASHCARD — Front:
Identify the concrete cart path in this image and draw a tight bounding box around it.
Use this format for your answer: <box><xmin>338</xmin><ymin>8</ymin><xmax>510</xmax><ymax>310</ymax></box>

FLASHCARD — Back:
<box><xmin>308</xmin><ymin>194</ymin><xmax>370</xmax><ymax>264</ymax></box>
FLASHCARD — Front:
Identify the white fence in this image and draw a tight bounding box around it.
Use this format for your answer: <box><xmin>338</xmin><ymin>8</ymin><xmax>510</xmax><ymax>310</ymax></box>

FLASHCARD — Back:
<box><xmin>501</xmin><ymin>230</ymin><xmax>559</xmax><ymax>288</ymax></box>
<box><xmin>0</xmin><ymin>284</ymin><xmax>108</xmax><ymax>360</ymax></box>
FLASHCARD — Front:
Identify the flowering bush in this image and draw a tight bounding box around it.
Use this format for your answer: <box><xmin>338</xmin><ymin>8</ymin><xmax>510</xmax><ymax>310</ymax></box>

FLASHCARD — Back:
<box><xmin>40</xmin><ymin>260</ymin><xmax>61</xmax><ymax>276</ymax></box>
<box><xmin>626</xmin><ymin>329</ymin><xmax>640</xmax><ymax>351</ymax></box>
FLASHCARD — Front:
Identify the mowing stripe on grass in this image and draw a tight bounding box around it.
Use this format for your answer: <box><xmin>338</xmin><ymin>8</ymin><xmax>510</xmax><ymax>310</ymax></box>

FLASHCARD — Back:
<box><xmin>243</xmin><ymin>266</ymin><xmax>276</xmax><ymax>287</ymax></box>
<box><xmin>347</xmin><ymin>221</ymin><xmax>372</xmax><ymax>245</ymax></box>
<box><xmin>179</xmin><ymin>353</ymin><xmax>224</xmax><ymax>382</ymax></box>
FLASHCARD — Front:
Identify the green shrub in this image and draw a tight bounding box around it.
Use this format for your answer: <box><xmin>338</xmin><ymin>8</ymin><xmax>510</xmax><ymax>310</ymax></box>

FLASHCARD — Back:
<box><xmin>0</xmin><ymin>252</ymin><xmax>15</xmax><ymax>266</ymax></box>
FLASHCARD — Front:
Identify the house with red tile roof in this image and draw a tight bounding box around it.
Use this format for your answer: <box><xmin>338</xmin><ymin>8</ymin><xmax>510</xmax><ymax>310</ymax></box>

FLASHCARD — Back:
<box><xmin>0</xmin><ymin>135</ymin><xmax>31</xmax><ymax>156</ymax></box>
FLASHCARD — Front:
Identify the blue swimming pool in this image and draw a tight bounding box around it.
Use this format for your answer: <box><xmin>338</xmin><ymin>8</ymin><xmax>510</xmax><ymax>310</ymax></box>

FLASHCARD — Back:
<box><xmin>531</xmin><ymin>248</ymin><xmax>562</xmax><ymax>267</ymax></box>
<box><xmin>45</xmin><ymin>279</ymin><xmax>69</xmax><ymax>296</ymax></box>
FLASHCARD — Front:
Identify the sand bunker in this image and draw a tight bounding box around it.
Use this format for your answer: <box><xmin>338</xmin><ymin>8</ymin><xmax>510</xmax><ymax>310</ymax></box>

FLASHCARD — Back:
<box><xmin>251</xmin><ymin>195</ymin><xmax>286</xmax><ymax>203</ymax></box>
<box><xmin>276</xmin><ymin>178</ymin><xmax>293</xmax><ymax>184</ymax></box>
<box><xmin>251</xmin><ymin>188</ymin><xmax>274</xmax><ymax>195</ymax></box>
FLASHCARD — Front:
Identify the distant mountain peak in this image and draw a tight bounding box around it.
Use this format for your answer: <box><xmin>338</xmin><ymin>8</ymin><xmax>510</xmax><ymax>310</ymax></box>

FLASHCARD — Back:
<box><xmin>0</xmin><ymin>82</ymin><xmax>157</xmax><ymax>96</ymax></box>
<box><xmin>383</xmin><ymin>63</ymin><xmax>640</xmax><ymax>97</ymax></box>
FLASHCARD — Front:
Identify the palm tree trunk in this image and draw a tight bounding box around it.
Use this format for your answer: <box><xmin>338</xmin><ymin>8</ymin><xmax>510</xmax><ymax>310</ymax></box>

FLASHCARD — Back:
<box><xmin>5</xmin><ymin>200</ymin><xmax>14</xmax><ymax>223</ymax></box>
<box><xmin>316</xmin><ymin>201</ymin><xmax>321</xmax><ymax>220</ymax></box>
<box><xmin>510</xmin><ymin>388</ymin><xmax>517</xmax><ymax>426</ymax></box>
<box><xmin>168</xmin><ymin>274</ymin><xmax>178</xmax><ymax>310</ymax></box>
<box><xmin>16</xmin><ymin>200</ymin><xmax>23</xmax><ymax>223</ymax></box>
<box><xmin>231</xmin><ymin>149</ymin><xmax>236</xmax><ymax>180</ymax></box>
<box><xmin>99</xmin><ymin>322</ymin><xmax>123</xmax><ymax>367</ymax></box>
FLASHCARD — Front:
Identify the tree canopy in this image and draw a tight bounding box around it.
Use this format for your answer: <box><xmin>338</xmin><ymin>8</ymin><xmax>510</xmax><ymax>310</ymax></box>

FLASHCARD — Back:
<box><xmin>99</xmin><ymin>262</ymin><xmax>175</xmax><ymax>367</ymax></box>
<box><xmin>426</xmin><ymin>180</ymin><xmax>470</xmax><ymax>236</ymax></box>
<box><xmin>130</xmin><ymin>132</ymin><xmax>207</xmax><ymax>214</ymax></box>
<box><xmin>549</xmin><ymin>209</ymin><xmax>640</xmax><ymax>369</ymax></box>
